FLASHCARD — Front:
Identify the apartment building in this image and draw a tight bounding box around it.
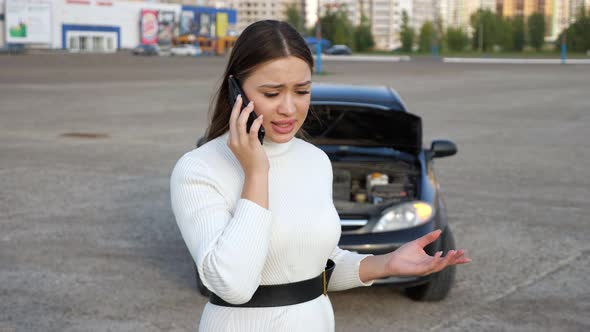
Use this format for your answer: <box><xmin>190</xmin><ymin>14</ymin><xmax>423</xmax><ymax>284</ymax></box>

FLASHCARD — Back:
<box><xmin>158</xmin><ymin>0</ymin><xmax>585</xmax><ymax>47</ymax></box>
<box><xmin>496</xmin><ymin>0</ymin><xmax>586</xmax><ymax>40</ymax></box>
<box><xmin>220</xmin><ymin>0</ymin><xmax>305</xmax><ymax>32</ymax></box>
<box><xmin>317</xmin><ymin>0</ymin><xmax>372</xmax><ymax>26</ymax></box>
<box><xmin>315</xmin><ymin>0</ymin><xmax>436</xmax><ymax>50</ymax></box>
<box><xmin>448</xmin><ymin>0</ymin><xmax>495</xmax><ymax>31</ymax></box>
<box><xmin>558</xmin><ymin>0</ymin><xmax>586</xmax><ymax>38</ymax></box>
<box><xmin>363</xmin><ymin>0</ymin><xmax>493</xmax><ymax>51</ymax></box>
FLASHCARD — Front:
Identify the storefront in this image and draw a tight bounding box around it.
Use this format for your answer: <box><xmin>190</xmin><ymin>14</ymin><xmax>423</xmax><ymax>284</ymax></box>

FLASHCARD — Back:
<box><xmin>180</xmin><ymin>6</ymin><xmax>237</xmax><ymax>55</ymax></box>
<box><xmin>2</xmin><ymin>0</ymin><xmax>235</xmax><ymax>53</ymax></box>
<box><xmin>51</xmin><ymin>0</ymin><xmax>180</xmax><ymax>52</ymax></box>
<box><xmin>62</xmin><ymin>24</ymin><xmax>119</xmax><ymax>53</ymax></box>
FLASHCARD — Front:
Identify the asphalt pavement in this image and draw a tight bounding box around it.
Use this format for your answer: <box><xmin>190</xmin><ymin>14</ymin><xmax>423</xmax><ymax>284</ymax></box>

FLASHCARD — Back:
<box><xmin>1</xmin><ymin>53</ymin><xmax>589</xmax><ymax>332</ymax></box>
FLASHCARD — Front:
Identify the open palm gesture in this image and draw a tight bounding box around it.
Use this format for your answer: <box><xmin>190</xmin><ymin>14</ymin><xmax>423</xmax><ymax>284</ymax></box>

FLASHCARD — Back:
<box><xmin>386</xmin><ymin>230</ymin><xmax>471</xmax><ymax>277</ymax></box>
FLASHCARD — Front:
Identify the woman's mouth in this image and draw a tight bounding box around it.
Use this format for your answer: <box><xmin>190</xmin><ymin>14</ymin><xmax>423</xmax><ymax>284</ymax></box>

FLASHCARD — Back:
<box><xmin>271</xmin><ymin>120</ymin><xmax>296</xmax><ymax>134</ymax></box>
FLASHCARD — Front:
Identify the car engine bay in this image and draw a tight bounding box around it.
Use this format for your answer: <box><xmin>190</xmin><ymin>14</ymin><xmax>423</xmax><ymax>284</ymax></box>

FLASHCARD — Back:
<box><xmin>332</xmin><ymin>160</ymin><xmax>419</xmax><ymax>215</ymax></box>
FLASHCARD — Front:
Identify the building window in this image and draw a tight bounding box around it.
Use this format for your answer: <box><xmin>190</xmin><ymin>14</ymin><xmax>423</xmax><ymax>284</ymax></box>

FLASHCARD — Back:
<box><xmin>93</xmin><ymin>36</ymin><xmax>103</xmax><ymax>51</ymax></box>
<box><xmin>80</xmin><ymin>36</ymin><xmax>87</xmax><ymax>51</ymax></box>
<box><xmin>69</xmin><ymin>36</ymin><xmax>78</xmax><ymax>50</ymax></box>
<box><xmin>106</xmin><ymin>37</ymin><xmax>114</xmax><ymax>50</ymax></box>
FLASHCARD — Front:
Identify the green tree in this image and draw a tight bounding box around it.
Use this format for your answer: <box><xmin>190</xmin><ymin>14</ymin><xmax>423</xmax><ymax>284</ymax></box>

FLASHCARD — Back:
<box><xmin>284</xmin><ymin>3</ymin><xmax>305</xmax><ymax>34</ymax></box>
<box><xmin>319</xmin><ymin>6</ymin><xmax>355</xmax><ymax>48</ymax></box>
<box><xmin>399</xmin><ymin>10</ymin><xmax>414</xmax><ymax>52</ymax></box>
<box><xmin>527</xmin><ymin>12</ymin><xmax>546</xmax><ymax>51</ymax></box>
<box><xmin>433</xmin><ymin>15</ymin><xmax>444</xmax><ymax>53</ymax></box>
<box><xmin>470</xmin><ymin>9</ymin><xmax>498</xmax><ymax>52</ymax></box>
<box><xmin>418</xmin><ymin>21</ymin><xmax>434</xmax><ymax>52</ymax></box>
<box><xmin>306</xmin><ymin>25</ymin><xmax>317</xmax><ymax>37</ymax></box>
<box><xmin>555</xmin><ymin>8</ymin><xmax>590</xmax><ymax>53</ymax></box>
<box><xmin>317</xmin><ymin>11</ymin><xmax>336</xmax><ymax>45</ymax></box>
<box><xmin>354</xmin><ymin>14</ymin><xmax>375</xmax><ymax>52</ymax></box>
<box><xmin>445</xmin><ymin>26</ymin><xmax>469</xmax><ymax>52</ymax></box>
<box><xmin>496</xmin><ymin>16</ymin><xmax>514</xmax><ymax>51</ymax></box>
<box><xmin>512</xmin><ymin>15</ymin><xmax>525</xmax><ymax>51</ymax></box>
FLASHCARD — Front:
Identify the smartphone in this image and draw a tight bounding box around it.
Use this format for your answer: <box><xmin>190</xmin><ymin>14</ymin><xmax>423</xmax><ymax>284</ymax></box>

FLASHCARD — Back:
<box><xmin>228</xmin><ymin>75</ymin><xmax>265</xmax><ymax>145</ymax></box>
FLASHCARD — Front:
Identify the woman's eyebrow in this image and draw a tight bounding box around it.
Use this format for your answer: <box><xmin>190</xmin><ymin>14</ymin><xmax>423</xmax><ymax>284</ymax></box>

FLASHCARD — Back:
<box><xmin>258</xmin><ymin>80</ymin><xmax>312</xmax><ymax>88</ymax></box>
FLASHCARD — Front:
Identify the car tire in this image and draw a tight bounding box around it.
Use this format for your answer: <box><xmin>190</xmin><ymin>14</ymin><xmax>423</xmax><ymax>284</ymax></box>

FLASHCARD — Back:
<box><xmin>195</xmin><ymin>263</ymin><xmax>211</xmax><ymax>297</ymax></box>
<box><xmin>404</xmin><ymin>226</ymin><xmax>456</xmax><ymax>302</ymax></box>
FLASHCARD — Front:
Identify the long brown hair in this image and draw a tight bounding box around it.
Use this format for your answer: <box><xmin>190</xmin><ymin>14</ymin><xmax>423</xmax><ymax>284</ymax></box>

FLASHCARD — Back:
<box><xmin>204</xmin><ymin>20</ymin><xmax>314</xmax><ymax>143</ymax></box>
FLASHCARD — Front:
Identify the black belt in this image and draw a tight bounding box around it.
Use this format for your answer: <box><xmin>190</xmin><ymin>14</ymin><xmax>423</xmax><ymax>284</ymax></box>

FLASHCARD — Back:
<box><xmin>209</xmin><ymin>259</ymin><xmax>335</xmax><ymax>308</ymax></box>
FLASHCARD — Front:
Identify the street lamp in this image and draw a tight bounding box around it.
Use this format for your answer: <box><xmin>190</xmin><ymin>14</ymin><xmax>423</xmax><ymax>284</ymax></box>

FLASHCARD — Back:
<box><xmin>431</xmin><ymin>0</ymin><xmax>440</xmax><ymax>59</ymax></box>
<box><xmin>315</xmin><ymin>0</ymin><xmax>322</xmax><ymax>74</ymax></box>
<box><xmin>479</xmin><ymin>0</ymin><xmax>483</xmax><ymax>52</ymax></box>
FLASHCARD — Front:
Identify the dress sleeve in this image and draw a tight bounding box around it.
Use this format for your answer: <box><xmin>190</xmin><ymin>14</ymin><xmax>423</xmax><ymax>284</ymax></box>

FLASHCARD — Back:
<box><xmin>328</xmin><ymin>247</ymin><xmax>375</xmax><ymax>291</ymax></box>
<box><xmin>170</xmin><ymin>154</ymin><xmax>273</xmax><ymax>305</ymax></box>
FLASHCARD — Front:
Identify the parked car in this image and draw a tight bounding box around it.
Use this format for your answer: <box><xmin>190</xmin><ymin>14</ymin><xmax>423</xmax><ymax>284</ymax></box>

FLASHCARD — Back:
<box><xmin>193</xmin><ymin>83</ymin><xmax>459</xmax><ymax>301</ymax></box>
<box><xmin>131</xmin><ymin>44</ymin><xmax>160</xmax><ymax>56</ymax></box>
<box><xmin>0</xmin><ymin>43</ymin><xmax>26</xmax><ymax>55</ymax></box>
<box><xmin>170</xmin><ymin>44</ymin><xmax>201</xmax><ymax>56</ymax></box>
<box><xmin>324</xmin><ymin>44</ymin><xmax>352</xmax><ymax>55</ymax></box>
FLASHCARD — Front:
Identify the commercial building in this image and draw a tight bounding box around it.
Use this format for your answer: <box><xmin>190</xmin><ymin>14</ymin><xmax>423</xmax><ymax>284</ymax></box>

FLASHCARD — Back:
<box><xmin>1</xmin><ymin>0</ymin><xmax>236</xmax><ymax>52</ymax></box>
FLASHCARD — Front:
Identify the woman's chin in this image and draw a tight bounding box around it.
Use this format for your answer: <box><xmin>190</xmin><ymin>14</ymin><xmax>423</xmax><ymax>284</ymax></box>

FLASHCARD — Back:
<box><xmin>266</xmin><ymin>132</ymin><xmax>295</xmax><ymax>144</ymax></box>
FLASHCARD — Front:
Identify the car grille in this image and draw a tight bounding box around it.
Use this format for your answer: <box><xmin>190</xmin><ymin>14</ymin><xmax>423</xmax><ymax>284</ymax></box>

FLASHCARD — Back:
<box><xmin>341</xmin><ymin>218</ymin><xmax>368</xmax><ymax>231</ymax></box>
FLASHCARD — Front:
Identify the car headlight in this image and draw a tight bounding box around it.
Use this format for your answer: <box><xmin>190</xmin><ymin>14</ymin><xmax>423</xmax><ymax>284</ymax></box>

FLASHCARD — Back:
<box><xmin>373</xmin><ymin>201</ymin><xmax>434</xmax><ymax>233</ymax></box>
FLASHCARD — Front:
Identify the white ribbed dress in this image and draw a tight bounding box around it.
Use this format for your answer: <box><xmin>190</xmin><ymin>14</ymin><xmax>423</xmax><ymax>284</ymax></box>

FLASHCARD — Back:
<box><xmin>170</xmin><ymin>131</ymin><xmax>374</xmax><ymax>332</ymax></box>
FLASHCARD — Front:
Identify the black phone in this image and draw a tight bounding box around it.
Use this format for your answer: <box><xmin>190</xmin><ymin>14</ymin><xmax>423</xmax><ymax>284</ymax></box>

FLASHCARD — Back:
<box><xmin>228</xmin><ymin>75</ymin><xmax>265</xmax><ymax>145</ymax></box>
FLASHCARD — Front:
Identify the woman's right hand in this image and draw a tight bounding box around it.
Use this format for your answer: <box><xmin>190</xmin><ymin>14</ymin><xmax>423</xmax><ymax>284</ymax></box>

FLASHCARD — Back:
<box><xmin>227</xmin><ymin>95</ymin><xmax>269</xmax><ymax>176</ymax></box>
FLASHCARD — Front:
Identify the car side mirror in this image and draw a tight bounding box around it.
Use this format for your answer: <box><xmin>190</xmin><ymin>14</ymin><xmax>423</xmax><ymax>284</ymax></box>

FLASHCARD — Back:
<box><xmin>430</xmin><ymin>140</ymin><xmax>457</xmax><ymax>158</ymax></box>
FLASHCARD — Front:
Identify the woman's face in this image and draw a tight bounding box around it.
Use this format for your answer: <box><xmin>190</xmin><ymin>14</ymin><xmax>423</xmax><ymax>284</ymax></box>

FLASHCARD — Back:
<box><xmin>241</xmin><ymin>56</ymin><xmax>312</xmax><ymax>144</ymax></box>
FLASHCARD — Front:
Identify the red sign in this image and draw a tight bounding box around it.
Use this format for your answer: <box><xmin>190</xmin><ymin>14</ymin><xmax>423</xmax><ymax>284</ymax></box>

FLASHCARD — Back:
<box><xmin>141</xmin><ymin>9</ymin><xmax>159</xmax><ymax>45</ymax></box>
<box><xmin>66</xmin><ymin>0</ymin><xmax>91</xmax><ymax>4</ymax></box>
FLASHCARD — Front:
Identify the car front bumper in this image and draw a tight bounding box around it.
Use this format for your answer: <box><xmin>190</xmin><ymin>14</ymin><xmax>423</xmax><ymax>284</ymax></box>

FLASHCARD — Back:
<box><xmin>338</xmin><ymin>222</ymin><xmax>438</xmax><ymax>287</ymax></box>
<box><xmin>339</xmin><ymin>222</ymin><xmax>437</xmax><ymax>254</ymax></box>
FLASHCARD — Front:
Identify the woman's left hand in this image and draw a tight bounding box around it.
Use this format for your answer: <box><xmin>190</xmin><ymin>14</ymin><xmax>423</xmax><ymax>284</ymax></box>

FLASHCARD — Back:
<box><xmin>385</xmin><ymin>230</ymin><xmax>471</xmax><ymax>277</ymax></box>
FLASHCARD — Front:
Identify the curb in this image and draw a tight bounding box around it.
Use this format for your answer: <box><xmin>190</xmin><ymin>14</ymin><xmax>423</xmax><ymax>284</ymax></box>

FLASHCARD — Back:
<box><xmin>443</xmin><ymin>57</ymin><xmax>590</xmax><ymax>64</ymax></box>
<box><xmin>313</xmin><ymin>55</ymin><xmax>411</xmax><ymax>62</ymax></box>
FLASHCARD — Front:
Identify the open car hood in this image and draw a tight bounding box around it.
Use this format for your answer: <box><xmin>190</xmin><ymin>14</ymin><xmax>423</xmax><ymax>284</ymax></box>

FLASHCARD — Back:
<box><xmin>302</xmin><ymin>105</ymin><xmax>423</xmax><ymax>155</ymax></box>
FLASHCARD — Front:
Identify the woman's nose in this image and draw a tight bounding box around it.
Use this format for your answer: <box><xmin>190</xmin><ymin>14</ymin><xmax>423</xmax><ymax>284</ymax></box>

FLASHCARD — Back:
<box><xmin>277</xmin><ymin>94</ymin><xmax>296</xmax><ymax>115</ymax></box>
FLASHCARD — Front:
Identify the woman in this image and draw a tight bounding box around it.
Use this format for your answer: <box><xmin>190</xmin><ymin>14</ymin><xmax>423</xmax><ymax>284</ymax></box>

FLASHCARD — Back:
<box><xmin>170</xmin><ymin>20</ymin><xmax>470</xmax><ymax>331</ymax></box>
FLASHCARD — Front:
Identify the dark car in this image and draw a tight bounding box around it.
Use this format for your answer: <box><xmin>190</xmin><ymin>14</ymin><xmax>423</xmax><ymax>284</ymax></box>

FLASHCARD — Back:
<box><xmin>131</xmin><ymin>44</ymin><xmax>160</xmax><ymax>56</ymax></box>
<box><xmin>324</xmin><ymin>44</ymin><xmax>352</xmax><ymax>55</ymax></box>
<box><xmin>194</xmin><ymin>83</ymin><xmax>458</xmax><ymax>301</ymax></box>
<box><xmin>0</xmin><ymin>43</ymin><xmax>26</xmax><ymax>55</ymax></box>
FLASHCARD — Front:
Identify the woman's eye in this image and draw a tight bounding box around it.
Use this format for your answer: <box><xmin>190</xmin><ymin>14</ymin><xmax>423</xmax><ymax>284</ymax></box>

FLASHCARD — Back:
<box><xmin>263</xmin><ymin>91</ymin><xmax>309</xmax><ymax>97</ymax></box>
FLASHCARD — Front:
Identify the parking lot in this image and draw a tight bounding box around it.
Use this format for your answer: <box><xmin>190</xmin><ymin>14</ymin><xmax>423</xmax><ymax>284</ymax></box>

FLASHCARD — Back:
<box><xmin>1</xmin><ymin>53</ymin><xmax>589</xmax><ymax>332</ymax></box>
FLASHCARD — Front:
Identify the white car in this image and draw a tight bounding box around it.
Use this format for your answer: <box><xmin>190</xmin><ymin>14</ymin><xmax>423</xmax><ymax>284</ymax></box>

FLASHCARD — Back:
<box><xmin>170</xmin><ymin>44</ymin><xmax>201</xmax><ymax>56</ymax></box>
